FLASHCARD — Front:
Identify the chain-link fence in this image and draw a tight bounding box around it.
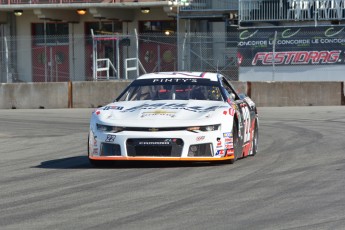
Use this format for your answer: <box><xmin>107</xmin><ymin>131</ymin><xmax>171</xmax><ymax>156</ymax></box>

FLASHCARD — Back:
<box><xmin>2</xmin><ymin>27</ymin><xmax>344</xmax><ymax>83</ymax></box>
<box><xmin>0</xmin><ymin>32</ymin><xmax>239</xmax><ymax>83</ymax></box>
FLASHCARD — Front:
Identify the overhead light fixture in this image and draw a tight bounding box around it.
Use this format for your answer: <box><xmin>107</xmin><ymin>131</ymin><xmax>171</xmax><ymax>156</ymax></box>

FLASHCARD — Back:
<box><xmin>141</xmin><ymin>7</ymin><xmax>150</xmax><ymax>14</ymax></box>
<box><xmin>76</xmin><ymin>9</ymin><xmax>87</xmax><ymax>15</ymax></box>
<box><xmin>164</xmin><ymin>30</ymin><xmax>174</xmax><ymax>36</ymax></box>
<box><xmin>14</xmin><ymin>10</ymin><xmax>23</xmax><ymax>17</ymax></box>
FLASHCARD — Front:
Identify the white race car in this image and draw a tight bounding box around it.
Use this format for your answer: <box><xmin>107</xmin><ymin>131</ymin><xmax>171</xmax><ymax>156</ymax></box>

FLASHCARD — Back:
<box><xmin>88</xmin><ymin>72</ymin><xmax>258</xmax><ymax>166</ymax></box>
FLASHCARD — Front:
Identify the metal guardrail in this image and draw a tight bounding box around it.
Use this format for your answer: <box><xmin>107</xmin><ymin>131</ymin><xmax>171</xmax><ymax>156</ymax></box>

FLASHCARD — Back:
<box><xmin>239</xmin><ymin>0</ymin><xmax>345</xmax><ymax>22</ymax></box>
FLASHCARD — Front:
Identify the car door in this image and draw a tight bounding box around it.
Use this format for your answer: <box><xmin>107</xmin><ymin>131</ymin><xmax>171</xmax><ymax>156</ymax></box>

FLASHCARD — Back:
<box><xmin>220</xmin><ymin>77</ymin><xmax>255</xmax><ymax>151</ymax></box>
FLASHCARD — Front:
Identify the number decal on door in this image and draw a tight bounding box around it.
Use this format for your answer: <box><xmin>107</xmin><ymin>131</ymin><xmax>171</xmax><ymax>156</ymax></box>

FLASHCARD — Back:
<box><xmin>241</xmin><ymin>105</ymin><xmax>251</xmax><ymax>143</ymax></box>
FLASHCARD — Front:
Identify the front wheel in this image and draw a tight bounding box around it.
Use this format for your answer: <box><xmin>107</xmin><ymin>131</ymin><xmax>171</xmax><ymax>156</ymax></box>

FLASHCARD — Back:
<box><xmin>228</xmin><ymin>121</ymin><xmax>241</xmax><ymax>164</ymax></box>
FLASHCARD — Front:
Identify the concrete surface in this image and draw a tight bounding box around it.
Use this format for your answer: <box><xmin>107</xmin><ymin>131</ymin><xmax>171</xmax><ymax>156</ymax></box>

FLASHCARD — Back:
<box><xmin>0</xmin><ymin>107</ymin><xmax>345</xmax><ymax>229</ymax></box>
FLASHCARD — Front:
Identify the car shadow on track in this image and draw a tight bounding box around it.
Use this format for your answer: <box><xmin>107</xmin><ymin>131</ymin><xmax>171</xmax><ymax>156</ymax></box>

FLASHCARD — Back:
<box><xmin>36</xmin><ymin>156</ymin><xmax>222</xmax><ymax>169</ymax></box>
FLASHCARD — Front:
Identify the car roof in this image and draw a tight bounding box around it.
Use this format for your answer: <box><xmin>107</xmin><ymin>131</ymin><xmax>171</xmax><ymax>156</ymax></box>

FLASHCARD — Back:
<box><xmin>137</xmin><ymin>72</ymin><xmax>220</xmax><ymax>82</ymax></box>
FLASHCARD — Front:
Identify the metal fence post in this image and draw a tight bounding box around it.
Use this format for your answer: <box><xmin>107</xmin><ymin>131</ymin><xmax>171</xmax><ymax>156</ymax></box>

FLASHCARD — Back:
<box><xmin>272</xmin><ymin>30</ymin><xmax>277</xmax><ymax>81</ymax></box>
<box><xmin>4</xmin><ymin>37</ymin><xmax>10</xmax><ymax>83</ymax></box>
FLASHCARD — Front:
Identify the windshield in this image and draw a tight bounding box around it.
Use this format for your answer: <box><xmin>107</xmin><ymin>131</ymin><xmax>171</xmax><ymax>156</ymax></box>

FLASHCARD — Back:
<box><xmin>117</xmin><ymin>79</ymin><xmax>223</xmax><ymax>101</ymax></box>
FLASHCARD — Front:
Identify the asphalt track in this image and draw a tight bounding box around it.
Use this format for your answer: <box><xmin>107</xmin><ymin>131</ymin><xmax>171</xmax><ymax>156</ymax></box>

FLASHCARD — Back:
<box><xmin>0</xmin><ymin>107</ymin><xmax>345</xmax><ymax>230</ymax></box>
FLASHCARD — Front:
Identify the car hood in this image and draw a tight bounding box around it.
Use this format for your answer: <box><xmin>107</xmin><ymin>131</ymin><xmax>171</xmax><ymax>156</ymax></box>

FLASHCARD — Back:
<box><xmin>94</xmin><ymin>100</ymin><xmax>228</xmax><ymax>127</ymax></box>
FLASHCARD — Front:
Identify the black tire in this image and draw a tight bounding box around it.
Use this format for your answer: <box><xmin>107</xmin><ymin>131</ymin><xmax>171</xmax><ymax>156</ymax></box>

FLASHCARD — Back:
<box><xmin>250</xmin><ymin>119</ymin><xmax>259</xmax><ymax>156</ymax></box>
<box><xmin>228</xmin><ymin>121</ymin><xmax>241</xmax><ymax>164</ymax></box>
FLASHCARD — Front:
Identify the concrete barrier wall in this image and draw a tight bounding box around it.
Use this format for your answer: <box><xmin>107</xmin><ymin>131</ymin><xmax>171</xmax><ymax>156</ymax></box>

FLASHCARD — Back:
<box><xmin>249</xmin><ymin>82</ymin><xmax>343</xmax><ymax>107</ymax></box>
<box><xmin>0</xmin><ymin>82</ymin><xmax>68</xmax><ymax>109</ymax></box>
<box><xmin>0</xmin><ymin>81</ymin><xmax>343</xmax><ymax>109</ymax></box>
<box><xmin>72</xmin><ymin>81</ymin><xmax>132</xmax><ymax>108</ymax></box>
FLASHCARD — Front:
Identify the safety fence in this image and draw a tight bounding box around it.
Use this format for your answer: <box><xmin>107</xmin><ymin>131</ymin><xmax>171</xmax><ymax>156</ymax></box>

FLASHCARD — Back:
<box><xmin>1</xmin><ymin>27</ymin><xmax>345</xmax><ymax>83</ymax></box>
<box><xmin>0</xmin><ymin>32</ymin><xmax>239</xmax><ymax>83</ymax></box>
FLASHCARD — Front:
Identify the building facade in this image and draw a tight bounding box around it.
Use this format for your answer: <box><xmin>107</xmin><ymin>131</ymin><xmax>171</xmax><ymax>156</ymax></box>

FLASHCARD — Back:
<box><xmin>1</xmin><ymin>0</ymin><xmax>344</xmax><ymax>83</ymax></box>
<box><xmin>0</xmin><ymin>0</ymin><xmax>238</xmax><ymax>83</ymax></box>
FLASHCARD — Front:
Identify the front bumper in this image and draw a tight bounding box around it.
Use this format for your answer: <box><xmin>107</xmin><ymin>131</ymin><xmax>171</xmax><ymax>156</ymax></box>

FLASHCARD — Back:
<box><xmin>89</xmin><ymin>156</ymin><xmax>234</xmax><ymax>162</ymax></box>
<box><xmin>88</xmin><ymin>128</ymin><xmax>234</xmax><ymax>162</ymax></box>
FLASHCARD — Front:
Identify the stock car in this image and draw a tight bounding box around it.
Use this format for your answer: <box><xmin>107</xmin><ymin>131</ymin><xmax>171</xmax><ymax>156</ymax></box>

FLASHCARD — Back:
<box><xmin>88</xmin><ymin>72</ymin><xmax>259</xmax><ymax>166</ymax></box>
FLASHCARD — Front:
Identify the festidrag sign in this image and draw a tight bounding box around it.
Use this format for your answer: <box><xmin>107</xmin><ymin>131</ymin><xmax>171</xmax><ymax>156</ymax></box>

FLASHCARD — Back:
<box><xmin>237</xmin><ymin>27</ymin><xmax>345</xmax><ymax>66</ymax></box>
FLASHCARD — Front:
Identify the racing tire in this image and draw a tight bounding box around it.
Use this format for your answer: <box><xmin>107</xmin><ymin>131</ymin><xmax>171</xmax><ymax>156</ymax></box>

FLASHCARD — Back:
<box><xmin>228</xmin><ymin>121</ymin><xmax>241</xmax><ymax>164</ymax></box>
<box><xmin>249</xmin><ymin>119</ymin><xmax>259</xmax><ymax>156</ymax></box>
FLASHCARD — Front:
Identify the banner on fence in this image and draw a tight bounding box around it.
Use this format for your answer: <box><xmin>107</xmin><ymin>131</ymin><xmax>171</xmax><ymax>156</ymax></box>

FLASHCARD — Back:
<box><xmin>237</xmin><ymin>27</ymin><xmax>345</xmax><ymax>66</ymax></box>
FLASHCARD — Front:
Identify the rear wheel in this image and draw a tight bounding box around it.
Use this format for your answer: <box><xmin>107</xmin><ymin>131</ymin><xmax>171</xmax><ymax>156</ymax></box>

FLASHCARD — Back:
<box><xmin>249</xmin><ymin>119</ymin><xmax>259</xmax><ymax>156</ymax></box>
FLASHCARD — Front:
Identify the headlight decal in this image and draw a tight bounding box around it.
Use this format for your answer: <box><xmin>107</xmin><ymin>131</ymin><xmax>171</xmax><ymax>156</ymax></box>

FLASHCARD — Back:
<box><xmin>96</xmin><ymin>124</ymin><xmax>124</xmax><ymax>133</ymax></box>
<box><xmin>96</xmin><ymin>124</ymin><xmax>220</xmax><ymax>133</ymax></box>
<box><xmin>186</xmin><ymin>124</ymin><xmax>220</xmax><ymax>132</ymax></box>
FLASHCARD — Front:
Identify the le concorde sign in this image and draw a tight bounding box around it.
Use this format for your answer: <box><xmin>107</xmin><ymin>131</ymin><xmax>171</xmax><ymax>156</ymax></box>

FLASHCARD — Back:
<box><xmin>236</xmin><ymin>27</ymin><xmax>345</xmax><ymax>66</ymax></box>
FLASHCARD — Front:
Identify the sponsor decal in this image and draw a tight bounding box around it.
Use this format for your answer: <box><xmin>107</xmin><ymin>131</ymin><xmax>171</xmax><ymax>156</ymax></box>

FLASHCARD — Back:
<box><xmin>281</xmin><ymin>28</ymin><xmax>301</xmax><ymax>39</ymax></box>
<box><xmin>225</xmin><ymin>144</ymin><xmax>233</xmax><ymax>149</ymax></box>
<box><xmin>216</xmin><ymin>150</ymin><xmax>225</xmax><ymax>156</ymax></box>
<box><xmin>152</xmin><ymin>78</ymin><xmax>198</xmax><ymax>83</ymax></box>
<box><xmin>325</xmin><ymin>27</ymin><xmax>345</xmax><ymax>37</ymax></box>
<box><xmin>225</xmin><ymin>138</ymin><xmax>233</xmax><ymax>143</ymax></box>
<box><xmin>105</xmin><ymin>134</ymin><xmax>116</xmax><ymax>142</ymax></box>
<box><xmin>239</xmin><ymin>30</ymin><xmax>259</xmax><ymax>40</ymax></box>
<box><xmin>223</xmin><ymin>110</ymin><xmax>227</xmax><ymax>115</ymax></box>
<box><xmin>138</xmin><ymin>140</ymin><xmax>171</xmax><ymax>145</ymax></box>
<box><xmin>93</xmin><ymin>148</ymin><xmax>98</xmax><ymax>154</ymax></box>
<box><xmin>103</xmin><ymin>106</ymin><xmax>124</xmax><ymax>111</ymax></box>
<box><xmin>95</xmin><ymin>110</ymin><xmax>101</xmax><ymax>115</ymax></box>
<box><xmin>252</xmin><ymin>50</ymin><xmax>341</xmax><ymax>65</ymax></box>
<box><xmin>196</xmin><ymin>136</ymin><xmax>205</xmax><ymax>141</ymax></box>
<box><xmin>93</xmin><ymin>138</ymin><xmax>97</xmax><ymax>147</ymax></box>
<box><xmin>226</xmin><ymin>149</ymin><xmax>234</xmax><ymax>156</ymax></box>
<box><xmin>223</xmin><ymin>132</ymin><xmax>232</xmax><ymax>137</ymax></box>
<box><xmin>122</xmin><ymin>103</ymin><xmax>226</xmax><ymax>113</ymax></box>
<box><xmin>217</xmin><ymin>140</ymin><xmax>222</xmax><ymax>148</ymax></box>
<box><xmin>238</xmin><ymin>27</ymin><xmax>345</xmax><ymax>67</ymax></box>
<box><xmin>141</xmin><ymin>110</ymin><xmax>176</xmax><ymax>118</ymax></box>
<box><xmin>90</xmin><ymin>130</ymin><xmax>97</xmax><ymax>147</ymax></box>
